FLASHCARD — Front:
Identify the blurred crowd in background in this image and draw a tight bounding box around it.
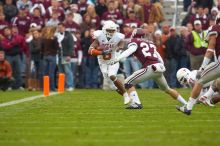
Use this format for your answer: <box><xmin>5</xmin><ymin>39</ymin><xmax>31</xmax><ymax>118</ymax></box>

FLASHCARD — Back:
<box><xmin>0</xmin><ymin>0</ymin><xmax>219</xmax><ymax>91</ymax></box>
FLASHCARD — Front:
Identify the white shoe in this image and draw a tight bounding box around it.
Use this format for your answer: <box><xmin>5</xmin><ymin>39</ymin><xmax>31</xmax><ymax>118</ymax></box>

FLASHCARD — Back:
<box><xmin>124</xmin><ymin>96</ymin><xmax>131</xmax><ymax>105</ymax></box>
<box><xmin>66</xmin><ymin>87</ymin><xmax>74</xmax><ymax>91</ymax></box>
<box><xmin>198</xmin><ymin>96</ymin><xmax>215</xmax><ymax>107</ymax></box>
<box><xmin>7</xmin><ymin>87</ymin><xmax>12</xmax><ymax>91</ymax></box>
<box><xmin>19</xmin><ymin>87</ymin><xmax>24</xmax><ymax>91</ymax></box>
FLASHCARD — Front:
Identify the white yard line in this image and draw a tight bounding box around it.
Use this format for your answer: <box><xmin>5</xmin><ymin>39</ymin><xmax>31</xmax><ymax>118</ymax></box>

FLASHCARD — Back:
<box><xmin>0</xmin><ymin>92</ymin><xmax>59</xmax><ymax>108</ymax></box>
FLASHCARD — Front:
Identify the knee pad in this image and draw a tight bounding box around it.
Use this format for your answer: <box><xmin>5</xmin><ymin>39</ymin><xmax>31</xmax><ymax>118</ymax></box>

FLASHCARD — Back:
<box><xmin>124</xmin><ymin>83</ymin><xmax>133</xmax><ymax>89</ymax></box>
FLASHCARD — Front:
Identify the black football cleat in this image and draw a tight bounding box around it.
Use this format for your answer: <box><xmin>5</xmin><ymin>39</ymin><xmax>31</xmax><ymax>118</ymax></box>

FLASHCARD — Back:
<box><xmin>176</xmin><ymin>105</ymin><xmax>191</xmax><ymax>115</ymax></box>
<box><xmin>126</xmin><ymin>103</ymin><xmax>143</xmax><ymax>109</ymax></box>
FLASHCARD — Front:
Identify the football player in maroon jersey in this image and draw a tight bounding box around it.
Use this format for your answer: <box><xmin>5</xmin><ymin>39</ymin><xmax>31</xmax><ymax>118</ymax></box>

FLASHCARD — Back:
<box><xmin>109</xmin><ymin>28</ymin><xmax>187</xmax><ymax>109</ymax></box>
<box><xmin>177</xmin><ymin>14</ymin><xmax>220</xmax><ymax>115</ymax></box>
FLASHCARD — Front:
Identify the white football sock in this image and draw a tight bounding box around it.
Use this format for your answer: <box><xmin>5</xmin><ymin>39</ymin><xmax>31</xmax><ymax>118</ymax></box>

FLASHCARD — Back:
<box><xmin>203</xmin><ymin>87</ymin><xmax>215</xmax><ymax>100</ymax></box>
<box><xmin>186</xmin><ymin>97</ymin><xmax>197</xmax><ymax>110</ymax></box>
<box><xmin>130</xmin><ymin>91</ymin><xmax>141</xmax><ymax>104</ymax></box>
<box><xmin>123</xmin><ymin>92</ymin><xmax>130</xmax><ymax>104</ymax></box>
<box><xmin>177</xmin><ymin>95</ymin><xmax>187</xmax><ymax>105</ymax></box>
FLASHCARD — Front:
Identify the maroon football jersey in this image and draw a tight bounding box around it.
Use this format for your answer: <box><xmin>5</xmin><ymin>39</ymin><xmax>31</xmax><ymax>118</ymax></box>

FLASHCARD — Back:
<box><xmin>207</xmin><ymin>24</ymin><xmax>220</xmax><ymax>57</ymax></box>
<box><xmin>128</xmin><ymin>38</ymin><xmax>159</xmax><ymax>68</ymax></box>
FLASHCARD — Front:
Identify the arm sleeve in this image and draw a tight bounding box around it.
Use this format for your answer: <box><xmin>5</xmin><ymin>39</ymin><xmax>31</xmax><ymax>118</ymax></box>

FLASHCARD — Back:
<box><xmin>117</xmin><ymin>43</ymin><xmax>137</xmax><ymax>61</ymax></box>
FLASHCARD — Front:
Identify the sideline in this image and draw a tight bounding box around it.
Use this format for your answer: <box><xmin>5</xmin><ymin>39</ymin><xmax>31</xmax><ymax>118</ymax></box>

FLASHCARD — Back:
<box><xmin>0</xmin><ymin>92</ymin><xmax>59</xmax><ymax>108</ymax></box>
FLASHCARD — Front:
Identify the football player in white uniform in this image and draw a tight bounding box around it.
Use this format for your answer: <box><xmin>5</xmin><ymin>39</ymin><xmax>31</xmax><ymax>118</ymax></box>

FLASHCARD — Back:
<box><xmin>88</xmin><ymin>20</ymin><xmax>131</xmax><ymax>105</ymax></box>
<box><xmin>176</xmin><ymin>68</ymin><xmax>220</xmax><ymax>106</ymax></box>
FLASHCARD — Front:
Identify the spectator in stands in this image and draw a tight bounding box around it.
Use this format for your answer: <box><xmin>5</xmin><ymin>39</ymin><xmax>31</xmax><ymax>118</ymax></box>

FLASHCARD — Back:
<box><xmin>27</xmin><ymin>28</ymin><xmax>43</xmax><ymax>91</ymax></box>
<box><xmin>189</xmin><ymin>5</ymin><xmax>209</xmax><ymax>30</ymax></box>
<box><xmin>56</xmin><ymin>23</ymin><xmax>74</xmax><ymax>91</ymax></box>
<box><xmin>71</xmin><ymin>32</ymin><xmax>82</xmax><ymax>89</ymax></box>
<box><xmin>30</xmin><ymin>7</ymin><xmax>45</xmax><ymax>29</ymax></box>
<box><xmin>78</xmin><ymin>0</ymin><xmax>88</xmax><ymax>16</ymax></box>
<box><xmin>209</xmin><ymin>7</ymin><xmax>219</xmax><ymax>20</ymax></box>
<box><xmin>64</xmin><ymin>12</ymin><xmax>80</xmax><ymax>34</ymax></box>
<box><xmin>80</xmin><ymin>14</ymin><xmax>93</xmax><ymax>33</ymax></box>
<box><xmin>46</xmin><ymin>0</ymin><xmax>65</xmax><ymax>22</ymax></box>
<box><xmin>16</xmin><ymin>0</ymin><xmax>33</xmax><ymax>10</ymax></box>
<box><xmin>124</xmin><ymin>8</ymin><xmax>142</xmax><ymax>28</ymax></box>
<box><xmin>0</xmin><ymin>13</ymin><xmax>9</xmax><ymax>35</ymax></box>
<box><xmin>84</xmin><ymin>5</ymin><xmax>101</xmax><ymax>29</ymax></box>
<box><xmin>30</xmin><ymin>0</ymin><xmax>46</xmax><ymax>16</ymax></box>
<box><xmin>41</xmin><ymin>26</ymin><xmax>59</xmax><ymax>91</ymax></box>
<box><xmin>69</xmin><ymin>4</ymin><xmax>83</xmax><ymax>25</ymax></box>
<box><xmin>46</xmin><ymin>12</ymin><xmax>60</xmax><ymax>26</ymax></box>
<box><xmin>194</xmin><ymin>0</ymin><xmax>214</xmax><ymax>11</ymax></box>
<box><xmin>138</xmin><ymin>0</ymin><xmax>161</xmax><ymax>24</ymax></box>
<box><xmin>0</xmin><ymin>50</ymin><xmax>14</xmax><ymax>91</ymax></box>
<box><xmin>3</xmin><ymin>0</ymin><xmax>18</xmax><ymax>22</ymax></box>
<box><xmin>1</xmin><ymin>27</ymin><xmax>26</xmax><ymax>90</ymax></box>
<box><xmin>186</xmin><ymin>20</ymin><xmax>207</xmax><ymax>70</ymax></box>
<box><xmin>124</xmin><ymin>0</ymin><xmax>142</xmax><ymax>20</ymax></box>
<box><xmin>95</xmin><ymin>0</ymin><xmax>107</xmax><ymax>18</ymax></box>
<box><xmin>63</xmin><ymin>0</ymin><xmax>70</xmax><ymax>13</ymax></box>
<box><xmin>165</xmin><ymin>27</ymin><xmax>183</xmax><ymax>88</ymax></box>
<box><xmin>101</xmin><ymin>0</ymin><xmax>123</xmax><ymax>26</ymax></box>
<box><xmin>11</xmin><ymin>6</ymin><xmax>31</xmax><ymax>36</ymax></box>
<box><xmin>154</xmin><ymin>30</ymin><xmax>165</xmax><ymax>61</ymax></box>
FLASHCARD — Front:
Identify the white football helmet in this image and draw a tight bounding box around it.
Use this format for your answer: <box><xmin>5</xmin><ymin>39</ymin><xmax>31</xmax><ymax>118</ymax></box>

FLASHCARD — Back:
<box><xmin>102</xmin><ymin>20</ymin><xmax>117</xmax><ymax>39</ymax></box>
<box><xmin>176</xmin><ymin>68</ymin><xmax>191</xmax><ymax>85</ymax></box>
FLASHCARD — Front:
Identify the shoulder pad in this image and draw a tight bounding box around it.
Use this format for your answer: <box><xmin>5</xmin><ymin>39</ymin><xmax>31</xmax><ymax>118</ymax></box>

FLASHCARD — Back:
<box><xmin>116</xmin><ymin>32</ymin><xmax>125</xmax><ymax>40</ymax></box>
<box><xmin>93</xmin><ymin>30</ymin><xmax>103</xmax><ymax>39</ymax></box>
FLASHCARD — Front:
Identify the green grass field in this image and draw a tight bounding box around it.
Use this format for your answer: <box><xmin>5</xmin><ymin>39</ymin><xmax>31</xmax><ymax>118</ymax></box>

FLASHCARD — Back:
<box><xmin>0</xmin><ymin>89</ymin><xmax>220</xmax><ymax>146</ymax></box>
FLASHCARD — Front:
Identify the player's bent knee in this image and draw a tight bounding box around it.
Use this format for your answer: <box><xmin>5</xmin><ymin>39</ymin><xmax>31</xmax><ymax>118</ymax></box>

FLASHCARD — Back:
<box><xmin>124</xmin><ymin>83</ymin><xmax>133</xmax><ymax>89</ymax></box>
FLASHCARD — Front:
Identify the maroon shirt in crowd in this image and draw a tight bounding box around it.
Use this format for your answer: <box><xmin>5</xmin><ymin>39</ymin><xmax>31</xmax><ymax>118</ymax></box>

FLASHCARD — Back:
<box><xmin>124</xmin><ymin>18</ymin><xmax>142</xmax><ymax>28</ymax></box>
<box><xmin>12</xmin><ymin>16</ymin><xmax>31</xmax><ymax>36</ymax></box>
<box><xmin>127</xmin><ymin>38</ymin><xmax>159</xmax><ymax>68</ymax></box>
<box><xmin>46</xmin><ymin>7</ymin><xmax>65</xmax><ymax>22</ymax></box>
<box><xmin>101</xmin><ymin>10</ymin><xmax>123</xmax><ymax>26</ymax></box>
<box><xmin>190</xmin><ymin>14</ymin><xmax>210</xmax><ymax>30</ymax></box>
<box><xmin>78</xmin><ymin>3</ymin><xmax>88</xmax><ymax>16</ymax></box>
<box><xmin>90</xmin><ymin>15</ymin><xmax>101</xmax><ymax>29</ymax></box>
<box><xmin>72</xmin><ymin>40</ymin><xmax>82</xmax><ymax>58</ymax></box>
<box><xmin>30</xmin><ymin>16</ymin><xmax>45</xmax><ymax>28</ymax></box>
<box><xmin>142</xmin><ymin>4</ymin><xmax>152</xmax><ymax>23</ymax></box>
<box><xmin>64</xmin><ymin>21</ymin><xmax>80</xmax><ymax>34</ymax></box>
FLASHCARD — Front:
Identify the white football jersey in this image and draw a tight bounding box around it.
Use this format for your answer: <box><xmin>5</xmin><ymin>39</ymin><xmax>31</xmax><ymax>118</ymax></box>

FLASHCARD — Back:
<box><xmin>93</xmin><ymin>30</ymin><xmax>125</xmax><ymax>63</ymax></box>
<box><xmin>187</xmin><ymin>70</ymin><xmax>213</xmax><ymax>96</ymax></box>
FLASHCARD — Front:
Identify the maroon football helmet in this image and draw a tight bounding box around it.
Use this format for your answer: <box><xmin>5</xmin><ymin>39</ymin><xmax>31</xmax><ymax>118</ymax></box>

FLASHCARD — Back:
<box><xmin>131</xmin><ymin>28</ymin><xmax>145</xmax><ymax>38</ymax></box>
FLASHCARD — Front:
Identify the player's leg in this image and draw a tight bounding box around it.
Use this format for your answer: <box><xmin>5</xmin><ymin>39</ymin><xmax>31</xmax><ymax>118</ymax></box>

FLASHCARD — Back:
<box><xmin>178</xmin><ymin>62</ymin><xmax>220</xmax><ymax>115</ymax></box>
<box><xmin>108</xmin><ymin>63</ymin><xmax>130</xmax><ymax>104</ymax></box>
<box><xmin>154</xmin><ymin>74</ymin><xmax>187</xmax><ymax>105</ymax></box>
<box><xmin>124</xmin><ymin>68</ymin><xmax>149</xmax><ymax>106</ymax></box>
